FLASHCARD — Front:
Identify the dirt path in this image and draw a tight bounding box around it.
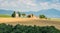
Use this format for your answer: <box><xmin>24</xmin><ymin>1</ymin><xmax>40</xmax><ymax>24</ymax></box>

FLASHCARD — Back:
<box><xmin>0</xmin><ymin>18</ymin><xmax>60</xmax><ymax>29</ymax></box>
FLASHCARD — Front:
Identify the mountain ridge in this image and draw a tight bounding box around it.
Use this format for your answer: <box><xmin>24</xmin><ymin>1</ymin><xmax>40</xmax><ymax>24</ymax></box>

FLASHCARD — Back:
<box><xmin>0</xmin><ymin>9</ymin><xmax>60</xmax><ymax>18</ymax></box>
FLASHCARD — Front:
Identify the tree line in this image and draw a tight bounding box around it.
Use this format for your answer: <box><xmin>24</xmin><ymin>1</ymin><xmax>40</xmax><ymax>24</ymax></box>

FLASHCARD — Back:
<box><xmin>11</xmin><ymin>11</ymin><xmax>47</xmax><ymax>19</ymax></box>
<box><xmin>0</xmin><ymin>23</ymin><xmax>60</xmax><ymax>33</ymax></box>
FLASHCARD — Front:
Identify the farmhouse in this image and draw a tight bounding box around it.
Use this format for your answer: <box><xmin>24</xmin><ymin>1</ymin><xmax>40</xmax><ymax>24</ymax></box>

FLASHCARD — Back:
<box><xmin>13</xmin><ymin>11</ymin><xmax>38</xmax><ymax>18</ymax></box>
<box><xmin>27</xmin><ymin>14</ymin><xmax>38</xmax><ymax>19</ymax></box>
<box><xmin>15</xmin><ymin>12</ymin><xmax>19</xmax><ymax>18</ymax></box>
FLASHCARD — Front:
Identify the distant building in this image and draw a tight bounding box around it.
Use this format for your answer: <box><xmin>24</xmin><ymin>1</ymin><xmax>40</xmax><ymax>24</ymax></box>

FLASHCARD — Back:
<box><xmin>27</xmin><ymin>14</ymin><xmax>33</xmax><ymax>18</ymax></box>
<box><xmin>15</xmin><ymin>12</ymin><xmax>19</xmax><ymax>18</ymax></box>
<box><xmin>27</xmin><ymin>14</ymin><xmax>38</xmax><ymax>18</ymax></box>
<box><xmin>14</xmin><ymin>11</ymin><xmax>38</xmax><ymax>18</ymax></box>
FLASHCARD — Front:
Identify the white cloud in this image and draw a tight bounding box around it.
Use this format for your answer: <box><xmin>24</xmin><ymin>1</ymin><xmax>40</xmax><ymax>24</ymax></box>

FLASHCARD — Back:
<box><xmin>40</xmin><ymin>2</ymin><xmax>52</xmax><ymax>10</ymax></box>
<box><xmin>0</xmin><ymin>0</ymin><xmax>60</xmax><ymax>12</ymax></box>
<box><xmin>39</xmin><ymin>2</ymin><xmax>60</xmax><ymax>10</ymax></box>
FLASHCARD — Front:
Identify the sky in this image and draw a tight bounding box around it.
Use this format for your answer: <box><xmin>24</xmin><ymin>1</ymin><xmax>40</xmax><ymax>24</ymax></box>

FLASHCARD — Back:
<box><xmin>0</xmin><ymin>0</ymin><xmax>60</xmax><ymax>12</ymax></box>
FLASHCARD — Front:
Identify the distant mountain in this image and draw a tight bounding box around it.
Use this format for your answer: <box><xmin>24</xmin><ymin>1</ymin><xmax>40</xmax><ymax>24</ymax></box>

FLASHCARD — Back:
<box><xmin>37</xmin><ymin>9</ymin><xmax>60</xmax><ymax>18</ymax></box>
<box><xmin>24</xmin><ymin>9</ymin><xmax>60</xmax><ymax>18</ymax></box>
<box><xmin>0</xmin><ymin>9</ymin><xmax>13</xmax><ymax>15</ymax></box>
<box><xmin>0</xmin><ymin>9</ymin><xmax>60</xmax><ymax>18</ymax></box>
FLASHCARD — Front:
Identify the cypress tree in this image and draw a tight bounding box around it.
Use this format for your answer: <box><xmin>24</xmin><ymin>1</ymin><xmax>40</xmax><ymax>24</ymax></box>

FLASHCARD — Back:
<box><xmin>11</xmin><ymin>11</ymin><xmax>16</xmax><ymax>17</ymax></box>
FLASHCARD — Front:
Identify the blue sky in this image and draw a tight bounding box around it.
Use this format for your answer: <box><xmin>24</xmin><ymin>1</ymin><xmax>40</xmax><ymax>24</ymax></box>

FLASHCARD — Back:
<box><xmin>0</xmin><ymin>0</ymin><xmax>60</xmax><ymax>12</ymax></box>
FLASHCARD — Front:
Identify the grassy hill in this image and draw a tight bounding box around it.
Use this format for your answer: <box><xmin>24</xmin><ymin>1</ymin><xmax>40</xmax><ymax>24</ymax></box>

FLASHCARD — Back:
<box><xmin>0</xmin><ymin>14</ymin><xmax>11</xmax><ymax>18</ymax></box>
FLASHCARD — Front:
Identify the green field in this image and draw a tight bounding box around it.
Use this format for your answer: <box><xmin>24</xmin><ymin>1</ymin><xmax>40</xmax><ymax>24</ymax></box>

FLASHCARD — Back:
<box><xmin>0</xmin><ymin>14</ymin><xmax>11</xmax><ymax>18</ymax></box>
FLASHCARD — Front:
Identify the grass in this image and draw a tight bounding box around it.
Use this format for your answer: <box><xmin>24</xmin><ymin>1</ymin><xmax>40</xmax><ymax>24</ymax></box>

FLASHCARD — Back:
<box><xmin>0</xmin><ymin>14</ymin><xmax>11</xmax><ymax>18</ymax></box>
<box><xmin>49</xmin><ymin>18</ymin><xmax>60</xmax><ymax>21</ymax></box>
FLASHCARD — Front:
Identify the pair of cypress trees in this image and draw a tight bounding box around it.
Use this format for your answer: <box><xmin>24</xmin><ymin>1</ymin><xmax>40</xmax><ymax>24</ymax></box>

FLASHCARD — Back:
<box><xmin>11</xmin><ymin>11</ymin><xmax>21</xmax><ymax>17</ymax></box>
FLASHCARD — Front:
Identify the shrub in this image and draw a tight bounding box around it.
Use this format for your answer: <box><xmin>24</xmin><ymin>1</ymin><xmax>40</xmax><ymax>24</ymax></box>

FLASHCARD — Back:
<box><xmin>39</xmin><ymin>14</ymin><xmax>46</xmax><ymax>19</ymax></box>
<box><xmin>0</xmin><ymin>23</ymin><xmax>60</xmax><ymax>33</ymax></box>
<box><xmin>27</xmin><ymin>15</ymin><xmax>31</xmax><ymax>18</ymax></box>
<box><xmin>22</xmin><ymin>13</ymin><xmax>26</xmax><ymax>17</ymax></box>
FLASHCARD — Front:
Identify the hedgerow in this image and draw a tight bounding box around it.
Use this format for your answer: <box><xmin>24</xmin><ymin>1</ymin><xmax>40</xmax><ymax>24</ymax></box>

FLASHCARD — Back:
<box><xmin>0</xmin><ymin>23</ymin><xmax>60</xmax><ymax>33</ymax></box>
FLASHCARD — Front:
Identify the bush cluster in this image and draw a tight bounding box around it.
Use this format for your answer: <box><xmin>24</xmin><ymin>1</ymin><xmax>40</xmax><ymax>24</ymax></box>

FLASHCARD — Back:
<box><xmin>39</xmin><ymin>14</ymin><xmax>47</xmax><ymax>19</ymax></box>
<box><xmin>0</xmin><ymin>23</ymin><xmax>60</xmax><ymax>33</ymax></box>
